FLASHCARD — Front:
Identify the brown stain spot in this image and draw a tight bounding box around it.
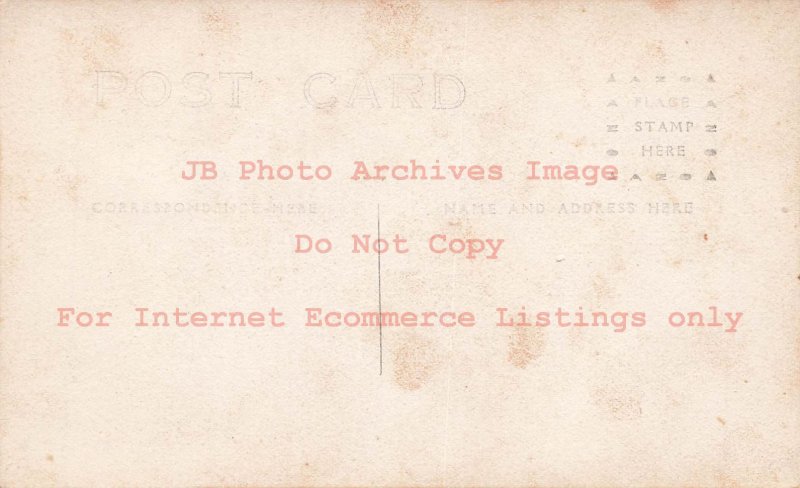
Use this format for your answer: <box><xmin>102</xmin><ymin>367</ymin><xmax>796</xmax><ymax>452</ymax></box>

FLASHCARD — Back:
<box><xmin>363</xmin><ymin>0</ymin><xmax>425</xmax><ymax>57</ymax></box>
<box><xmin>591</xmin><ymin>273</ymin><xmax>612</xmax><ymax>301</ymax></box>
<box><xmin>507</xmin><ymin>327</ymin><xmax>546</xmax><ymax>368</ymax></box>
<box><xmin>433</xmin><ymin>124</ymin><xmax>449</xmax><ymax>139</ymax></box>
<box><xmin>703</xmin><ymin>233</ymin><xmax>709</xmax><ymax>241</ymax></box>
<box><xmin>645</xmin><ymin>41</ymin><xmax>666</xmax><ymax>62</ymax></box>
<box><xmin>592</xmin><ymin>388</ymin><xmax>643</xmax><ymax>420</ymax></box>
<box><xmin>7</xmin><ymin>176</ymin><xmax>28</xmax><ymax>203</ymax></box>
<box><xmin>649</xmin><ymin>0</ymin><xmax>679</xmax><ymax>11</ymax></box>
<box><xmin>717</xmin><ymin>416</ymin><xmax>726</xmax><ymax>426</ymax></box>
<box><xmin>58</xmin><ymin>173</ymin><xmax>85</xmax><ymax>203</ymax></box>
<box><xmin>606</xmin><ymin>396</ymin><xmax>641</xmax><ymax>419</ymax></box>
<box><xmin>715</xmin><ymin>473</ymin><xmax>742</xmax><ymax>488</ymax></box>
<box><xmin>66</xmin><ymin>178</ymin><xmax>81</xmax><ymax>202</ymax></box>
<box><xmin>202</xmin><ymin>7</ymin><xmax>234</xmax><ymax>35</ymax></box>
<box><xmin>392</xmin><ymin>333</ymin><xmax>440</xmax><ymax>390</ymax></box>
<box><xmin>98</xmin><ymin>30</ymin><xmax>122</xmax><ymax>50</ymax></box>
<box><xmin>571</xmin><ymin>136</ymin><xmax>587</xmax><ymax>148</ymax></box>
<box><xmin>479</xmin><ymin>107</ymin><xmax>511</xmax><ymax>132</ymax></box>
<box><xmin>46</xmin><ymin>454</ymin><xmax>54</xmax><ymax>462</ymax></box>
<box><xmin>60</xmin><ymin>29</ymin><xmax>75</xmax><ymax>44</ymax></box>
<box><xmin>76</xmin><ymin>27</ymin><xmax>123</xmax><ymax>76</ymax></box>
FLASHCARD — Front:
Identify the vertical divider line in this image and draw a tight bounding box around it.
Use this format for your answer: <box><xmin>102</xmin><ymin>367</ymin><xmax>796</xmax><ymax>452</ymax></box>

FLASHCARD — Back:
<box><xmin>378</xmin><ymin>204</ymin><xmax>382</xmax><ymax>375</ymax></box>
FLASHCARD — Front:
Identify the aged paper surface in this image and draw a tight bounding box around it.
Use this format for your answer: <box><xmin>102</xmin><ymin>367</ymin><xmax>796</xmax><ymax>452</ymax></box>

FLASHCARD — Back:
<box><xmin>1</xmin><ymin>0</ymin><xmax>799</xmax><ymax>486</ymax></box>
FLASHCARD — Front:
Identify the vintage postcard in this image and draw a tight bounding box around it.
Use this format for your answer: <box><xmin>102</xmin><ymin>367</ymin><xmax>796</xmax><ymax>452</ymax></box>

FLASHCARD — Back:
<box><xmin>1</xmin><ymin>0</ymin><xmax>799</xmax><ymax>486</ymax></box>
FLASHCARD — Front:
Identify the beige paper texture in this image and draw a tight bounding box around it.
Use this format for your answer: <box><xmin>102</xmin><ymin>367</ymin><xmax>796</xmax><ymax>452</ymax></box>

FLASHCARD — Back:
<box><xmin>1</xmin><ymin>0</ymin><xmax>799</xmax><ymax>486</ymax></box>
